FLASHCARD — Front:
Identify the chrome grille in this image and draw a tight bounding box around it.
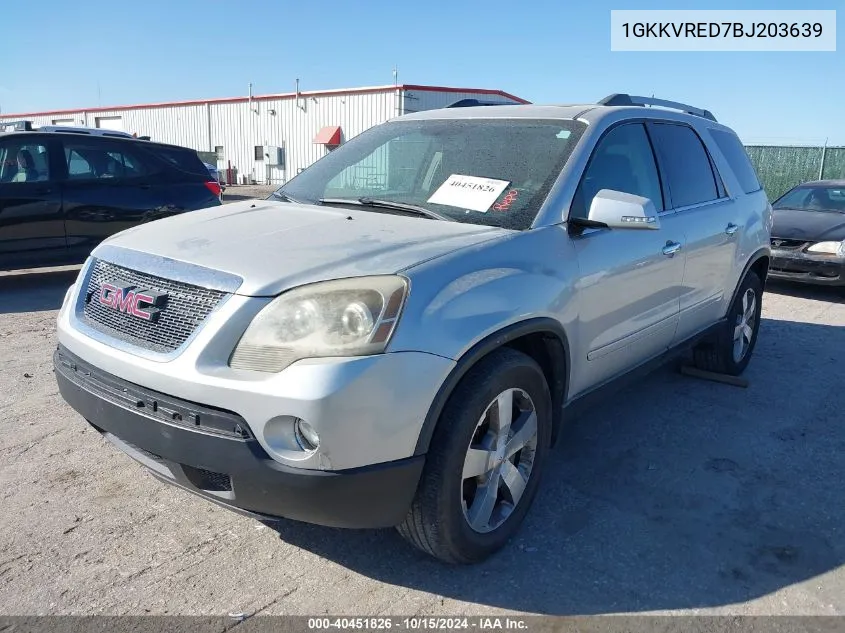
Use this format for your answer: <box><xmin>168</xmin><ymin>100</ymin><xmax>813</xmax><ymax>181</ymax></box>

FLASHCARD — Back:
<box><xmin>81</xmin><ymin>259</ymin><xmax>226</xmax><ymax>353</ymax></box>
<box><xmin>770</xmin><ymin>238</ymin><xmax>808</xmax><ymax>250</ymax></box>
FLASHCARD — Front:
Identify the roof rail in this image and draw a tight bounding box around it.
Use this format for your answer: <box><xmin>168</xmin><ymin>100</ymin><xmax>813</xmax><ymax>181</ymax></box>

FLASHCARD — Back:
<box><xmin>38</xmin><ymin>125</ymin><xmax>136</xmax><ymax>138</ymax></box>
<box><xmin>446</xmin><ymin>98</ymin><xmax>517</xmax><ymax>108</ymax></box>
<box><xmin>598</xmin><ymin>93</ymin><xmax>717</xmax><ymax>122</ymax></box>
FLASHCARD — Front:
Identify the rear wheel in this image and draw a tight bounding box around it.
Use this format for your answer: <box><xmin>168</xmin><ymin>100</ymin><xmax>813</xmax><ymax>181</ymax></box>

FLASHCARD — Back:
<box><xmin>693</xmin><ymin>270</ymin><xmax>763</xmax><ymax>376</ymax></box>
<box><xmin>398</xmin><ymin>348</ymin><xmax>552</xmax><ymax>564</ymax></box>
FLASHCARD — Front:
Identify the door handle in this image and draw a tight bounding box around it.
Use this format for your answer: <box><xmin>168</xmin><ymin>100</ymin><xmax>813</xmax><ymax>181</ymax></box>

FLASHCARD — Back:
<box><xmin>662</xmin><ymin>241</ymin><xmax>682</xmax><ymax>257</ymax></box>
<box><xmin>725</xmin><ymin>223</ymin><xmax>739</xmax><ymax>236</ymax></box>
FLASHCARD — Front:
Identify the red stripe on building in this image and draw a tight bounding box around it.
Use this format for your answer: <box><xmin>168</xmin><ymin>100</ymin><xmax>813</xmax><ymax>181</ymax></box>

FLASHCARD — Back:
<box><xmin>1</xmin><ymin>85</ymin><xmax>530</xmax><ymax>118</ymax></box>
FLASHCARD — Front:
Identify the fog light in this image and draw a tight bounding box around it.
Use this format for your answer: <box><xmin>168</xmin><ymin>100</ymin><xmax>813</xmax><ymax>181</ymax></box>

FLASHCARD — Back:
<box><xmin>294</xmin><ymin>419</ymin><xmax>320</xmax><ymax>451</ymax></box>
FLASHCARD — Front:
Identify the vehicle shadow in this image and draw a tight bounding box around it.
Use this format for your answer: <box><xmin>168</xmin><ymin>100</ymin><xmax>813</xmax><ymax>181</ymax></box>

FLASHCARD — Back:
<box><xmin>266</xmin><ymin>316</ymin><xmax>844</xmax><ymax>614</ymax></box>
<box><xmin>765</xmin><ymin>279</ymin><xmax>844</xmax><ymax>304</ymax></box>
<box><xmin>0</xmin><ymin>269</ymin><xmax>79</xmax><ymax>314</ymax></box>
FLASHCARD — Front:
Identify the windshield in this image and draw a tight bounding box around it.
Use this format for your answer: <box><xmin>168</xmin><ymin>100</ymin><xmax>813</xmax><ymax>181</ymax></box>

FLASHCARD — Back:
<box><xmin>272</xmin><ymin>118</ymin><xmax>586</xmax><ymax>230</ymax></box>
<box><xmin>773</xmin><ymin>185</ymin><xmax>845</xmax><ymax>213</ymax></box>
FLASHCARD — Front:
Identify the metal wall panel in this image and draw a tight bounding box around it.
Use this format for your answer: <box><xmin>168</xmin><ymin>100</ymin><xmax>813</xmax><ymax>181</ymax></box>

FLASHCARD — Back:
<box><xmin>0</xmin><ymin>87</ymin><xmax>523</xmax><ymax>187</ymax></box>
<box><xmin>209</xmin><ymin>90</ymin><xmax>399</xmax><ymax>185</ymax></box>
<box><xmin>401</xmin><ymin>89</ymin><xmax>523</xmax><ymax>114</ymax></box>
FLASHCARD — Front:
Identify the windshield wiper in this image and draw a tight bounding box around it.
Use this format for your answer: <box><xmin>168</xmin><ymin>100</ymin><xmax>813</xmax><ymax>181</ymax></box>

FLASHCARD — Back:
<box><xmin>269</xmin><ymin>190</ymin><xmax>304</xmax><ymax>204</ymax></box>
<box><xmin>318</xmin><ymin>197</ymin><xmax>453</xmax><ymax>221</ymax></box>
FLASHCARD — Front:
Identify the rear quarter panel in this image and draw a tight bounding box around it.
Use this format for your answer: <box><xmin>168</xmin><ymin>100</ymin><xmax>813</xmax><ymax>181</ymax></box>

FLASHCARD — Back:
<box><xmin>156</xmin><ymin>180</ymin><xmax>221</xmax><ymax>212</ymax></box>
<box><xmin>699</xmin><ymin>125</ymin><xmax>772</xmax><ymax>311</ymax></box>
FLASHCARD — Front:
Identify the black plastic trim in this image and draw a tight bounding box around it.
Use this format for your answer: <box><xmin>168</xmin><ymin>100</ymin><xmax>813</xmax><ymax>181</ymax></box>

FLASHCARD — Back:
<box><xmin>413</xmin><ymin>317</ymin><xmax>570</xmax><ymax>455</ymax></box>
<box><xmin>729</xmin><ymin>248</ymin><xmax>771</xmax><ymax>308</ymax></box>
<box><xmin>563</xmin><ymin>319</ymin><xmax>723</xmax><ymax>420</ymax></box>
<box><xmin>55</xmin><ymin>345</ymin><xmax>250</xmax><ymax>439</ymax></box>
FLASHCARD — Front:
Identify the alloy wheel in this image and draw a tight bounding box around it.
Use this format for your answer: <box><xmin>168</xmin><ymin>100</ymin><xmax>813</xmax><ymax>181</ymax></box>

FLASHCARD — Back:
<box><xmin>733</xmin><ymin>287</ymin><xmax>757</xmax><ymax>363</ymax></box>
<box><xmin>460</xmin><ymin>388</ymin><xmax>538</xmax><ymax>533</ymax></box>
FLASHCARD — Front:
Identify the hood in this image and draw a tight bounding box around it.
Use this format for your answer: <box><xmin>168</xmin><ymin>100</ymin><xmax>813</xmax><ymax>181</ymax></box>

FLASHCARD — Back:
<box><xmin>772</xmin><ymin>208</ymin><xmax>845</xmax><ymax>242</ymax></box>
<box><xmin>96</xmin><ymin>199</ymin><xmax>511</xmax><ymax>296</ymax></box>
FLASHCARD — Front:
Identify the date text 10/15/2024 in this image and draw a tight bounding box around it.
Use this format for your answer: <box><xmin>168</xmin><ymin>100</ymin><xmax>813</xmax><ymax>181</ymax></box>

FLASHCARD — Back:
<box><xmin>307</xmin><ymin>617</ymin><xmax>529</xmax><ymax>630</ymax></box>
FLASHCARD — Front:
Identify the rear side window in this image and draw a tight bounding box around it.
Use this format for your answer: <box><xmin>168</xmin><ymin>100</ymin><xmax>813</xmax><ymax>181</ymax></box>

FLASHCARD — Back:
<box><xmin>63</xmin><ymin>140</ymin><xmax>149</xmax><ymax>181</ymax></box>
<box><xmin>710</xmin><ymin>129</ymin><xmax>761</xmax><ymax>194</ymax></box>
<box><xmin>152</xmin><ymin>146</ymin><xmax>209</xmax><ymax>177</ymax></box>
<box><xmin>0</xmin><ymin>140</ymin><xmax>50</xmax><ymax>183</ymax></box>
<box><xmin>648</xmin><ymin>123</ymin><xmax>720</xmax><ymax>208</ymax></box>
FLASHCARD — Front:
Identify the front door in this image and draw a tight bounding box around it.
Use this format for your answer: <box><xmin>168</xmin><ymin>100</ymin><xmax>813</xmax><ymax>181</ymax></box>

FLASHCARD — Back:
<box><xmin>566</xmin><ymin>122</ymin><xmax>685</xmax><ymax>397</ymax></box>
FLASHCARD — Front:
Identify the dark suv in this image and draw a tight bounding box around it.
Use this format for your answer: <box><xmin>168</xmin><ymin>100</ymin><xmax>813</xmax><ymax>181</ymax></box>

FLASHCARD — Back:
<box><xmin>0</xmin><ymin>130</ymin><xmax>222</xmax><ymax>270</ymax></box>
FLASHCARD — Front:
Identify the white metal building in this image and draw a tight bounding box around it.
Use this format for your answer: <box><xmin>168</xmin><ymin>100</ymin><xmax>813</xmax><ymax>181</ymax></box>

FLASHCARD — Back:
<box><xmin>0</xmin><ymin>84</ymin><xmax>527</xmax><ymax>186</ymax></box>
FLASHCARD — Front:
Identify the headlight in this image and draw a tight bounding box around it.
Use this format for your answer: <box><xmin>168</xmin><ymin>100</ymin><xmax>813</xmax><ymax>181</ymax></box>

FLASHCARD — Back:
<box><xmin>229</xmin><ymin>276</ymin><xmax>408</xmax><ymax>373</ymax></box>
<box><xmin>806</xmin><ymin>240</ymin><xmax>845</xmax><ymax>256</ymax></box>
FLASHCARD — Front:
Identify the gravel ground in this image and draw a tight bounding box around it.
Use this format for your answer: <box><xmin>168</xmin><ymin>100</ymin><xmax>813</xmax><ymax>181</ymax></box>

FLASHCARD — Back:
<box><xmin>0</xmin><ymin>267</ymin><xmax>843</xmax><ymax>617</ymax></box>
<box><xmin>220</xmin><ymin>184</ymin><xmax>276</xmax><ymax>204</ymax></box>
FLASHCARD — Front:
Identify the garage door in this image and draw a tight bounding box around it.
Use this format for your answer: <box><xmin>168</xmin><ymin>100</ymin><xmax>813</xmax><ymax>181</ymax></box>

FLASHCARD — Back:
<box><xmin>95</xmin><ymin>116</ymin><xmax>123</xmax><ymax>131</ymax></box>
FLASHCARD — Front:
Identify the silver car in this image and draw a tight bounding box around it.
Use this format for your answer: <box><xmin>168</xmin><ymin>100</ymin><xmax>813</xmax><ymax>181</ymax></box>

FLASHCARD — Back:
<box><xmin>54</xmin><ymin>94</ymin><xmax>772</xmax><ymax>563</ymax></box>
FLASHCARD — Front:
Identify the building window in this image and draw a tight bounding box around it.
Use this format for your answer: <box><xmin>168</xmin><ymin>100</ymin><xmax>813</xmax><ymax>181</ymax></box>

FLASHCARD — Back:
<box><xmin>214</xmin><ymin>146</ymin><xmax>224</xmax><ymax>159</ymax></box>
<box><xmin>254</xmin><ymin>146</ymin><xmax>264</xmax><ymax>161</ymax></box>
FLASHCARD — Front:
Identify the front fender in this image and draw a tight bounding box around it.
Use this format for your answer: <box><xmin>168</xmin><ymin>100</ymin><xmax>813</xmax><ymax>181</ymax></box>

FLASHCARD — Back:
<box><xmin>389</xmin><ymin>227</ymin><xmax>580</xmax><ymax>362</ymax></box>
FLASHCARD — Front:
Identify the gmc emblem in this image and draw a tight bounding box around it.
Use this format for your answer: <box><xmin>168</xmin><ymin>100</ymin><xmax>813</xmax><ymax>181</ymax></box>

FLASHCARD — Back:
<box><xmin>98</xmin><ymin>283</ymin><xmax>167</xmax><ymax>322</ymax></box>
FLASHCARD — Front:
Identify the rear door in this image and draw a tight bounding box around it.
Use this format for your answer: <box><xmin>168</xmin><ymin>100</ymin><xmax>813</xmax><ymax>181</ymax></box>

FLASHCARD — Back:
<box><xmin>567</xmin><ymin>122</ymin><xmax>685</xmax><ymax>395</ymax></box>
<box><xmin>0</xmin><ymin>135</ymin><xmax>66</xmax><ymax>267</ymax></box>
<box><xmin>646</xmin><ymin>122</ymin><xmax>737</xmax><ymax>342</ymax></box>
<box><xmin>59</xmin><ymin>137</ymin><xmax>161</xmax><ymax>260</ymax></box>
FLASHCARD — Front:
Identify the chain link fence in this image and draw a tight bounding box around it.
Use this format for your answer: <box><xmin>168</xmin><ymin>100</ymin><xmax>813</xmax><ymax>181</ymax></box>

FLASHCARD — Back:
<box><xmin>744</xmin><ymin>144</ymin><xmax>845</xmax><ymax>202</ymax></box>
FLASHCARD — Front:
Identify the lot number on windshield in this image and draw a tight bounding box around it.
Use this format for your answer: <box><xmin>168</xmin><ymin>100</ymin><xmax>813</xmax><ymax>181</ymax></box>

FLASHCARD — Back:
<box><xmin>427</xmin><ymin>174</ymin><xmax>511</xmax><ymax>212</ymax></box>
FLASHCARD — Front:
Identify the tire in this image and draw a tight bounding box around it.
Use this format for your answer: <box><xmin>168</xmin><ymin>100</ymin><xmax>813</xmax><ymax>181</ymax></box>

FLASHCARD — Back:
<box><xmin>692</xmin><ymin>270</ymin><xmax>763</xmax><ymax>376</ymax></box>
<box><xmin>397</xmin><ymin>347</ymin><xmax>552</xmax><ymax>564</ymax></box>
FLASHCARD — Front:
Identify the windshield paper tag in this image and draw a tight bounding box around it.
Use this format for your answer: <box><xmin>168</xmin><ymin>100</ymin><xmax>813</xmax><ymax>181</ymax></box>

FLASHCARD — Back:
<box><xmin>427</xmin><ymin>174</ymin><xmax>511</xmax><ymax>212</ymax></box>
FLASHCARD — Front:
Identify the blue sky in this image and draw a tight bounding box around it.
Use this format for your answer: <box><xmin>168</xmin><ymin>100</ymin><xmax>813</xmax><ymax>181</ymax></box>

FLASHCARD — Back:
<box><xmin>2</xmin><ymin>0</ymin><xmax>841</xmax><ymax>143</ymax></box>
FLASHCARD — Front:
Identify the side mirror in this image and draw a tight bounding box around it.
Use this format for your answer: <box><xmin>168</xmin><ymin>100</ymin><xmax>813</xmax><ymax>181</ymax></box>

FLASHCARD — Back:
<box><xmin>587</xmin><ymin>189</ymin><xmax>660</xmax><ymax>230</ymax></box>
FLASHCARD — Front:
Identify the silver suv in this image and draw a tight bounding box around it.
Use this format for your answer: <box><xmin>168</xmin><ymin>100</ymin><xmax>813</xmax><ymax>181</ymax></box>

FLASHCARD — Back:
<box><xmin>54</xmin><ymin>94</ymin><xmax>772</xmax><ymax>563</ymax></box>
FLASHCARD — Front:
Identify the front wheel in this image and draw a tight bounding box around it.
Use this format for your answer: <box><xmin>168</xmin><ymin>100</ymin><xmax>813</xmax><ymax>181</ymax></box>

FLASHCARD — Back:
<box><xmin>397</xmin><ymin>348</ymin><xmax>552</xmax><ymax>564</ymax></box>
<box><xmin>693</xmin><ymin>270</ymin><xmax>763</xmax><ymax>376</ymax></box>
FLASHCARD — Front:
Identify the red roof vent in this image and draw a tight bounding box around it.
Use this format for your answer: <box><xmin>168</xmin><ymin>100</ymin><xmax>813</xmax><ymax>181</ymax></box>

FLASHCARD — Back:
<box><xmin>314</xmin><ymin>126</ymin><xmax>342</xmax><ymax>146</ymax></box>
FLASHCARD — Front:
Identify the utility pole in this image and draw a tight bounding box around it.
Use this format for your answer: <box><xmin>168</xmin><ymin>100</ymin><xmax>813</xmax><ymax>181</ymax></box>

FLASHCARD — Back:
<box><xmin>819</xmin><ymin>138</ymin><xmax>828</xmax><ymax>180</ymax></box>
<box><xmin>393</xmin><ymin>66</ymin><xmax>400</xmax><ymax>116</ymax></box>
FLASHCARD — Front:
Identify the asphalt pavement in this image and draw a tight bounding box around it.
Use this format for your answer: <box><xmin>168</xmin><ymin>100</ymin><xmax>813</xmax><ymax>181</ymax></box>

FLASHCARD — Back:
<box><xmin>0</xmin><ymin>266</ymin><xmax>842</xmax><ymax>616</ymax></box>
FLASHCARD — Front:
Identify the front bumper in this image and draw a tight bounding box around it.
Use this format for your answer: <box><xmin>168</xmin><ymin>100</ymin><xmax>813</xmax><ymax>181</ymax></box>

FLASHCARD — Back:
<box><xmin>57</xmin><ymin>276</ymin><xmax>455</xmax><ymax>471</ymax></box>
<box><xmin>54</xmin><ymin>345</ymin><xmax>424</xmax><ymax>528</ymax></box>
<box><xmin>768</xmin><ymin>250</ymin><xmax>845</xmax><ymax>286</ymax></box>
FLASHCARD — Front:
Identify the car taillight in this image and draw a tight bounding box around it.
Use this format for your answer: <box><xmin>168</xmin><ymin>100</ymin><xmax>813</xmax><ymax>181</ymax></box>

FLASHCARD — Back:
<box><xmin>205</xmin><ymin>181</ymin><xmax>222</xmax><ymax>198</ymax></box>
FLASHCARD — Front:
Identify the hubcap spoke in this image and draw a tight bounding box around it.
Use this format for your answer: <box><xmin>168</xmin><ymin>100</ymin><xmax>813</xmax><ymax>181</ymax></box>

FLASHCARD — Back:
<box><xmin>733</xmin><ymin>335</ymin><xmax>745</xmax><ymax>360</ymax></box>
<box><xmin>742</xmin><ymin>323</ymin><xmax>753</xmax><ymax>343</ymax></box>
<box><xmin>492</xmin><ymin>390</ymin><xmax>514</xmax><ymax>440</ymax></box>
<box><xmin>744</xmin><ymin>295</ymin><xmax>756</xmax><ymax>322</ymax></box>
<box><xmin>505</xmin><ymin>411</ymin><xmax>538</xmax><ymax>459</ymax></box>
<box><xmin>463</xmin><ymin>447</ymin><xmax>494</xmax><ymax>479</ymax></box>
<box><xmin>467</xmin><ymin>473</ymin><xmax>500</xmax><ymax>531</ymax></box>
<box><xmin>499</xmin><ymin>460</ymin><xmax>527</xmax><ymax>504</ymax></box>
